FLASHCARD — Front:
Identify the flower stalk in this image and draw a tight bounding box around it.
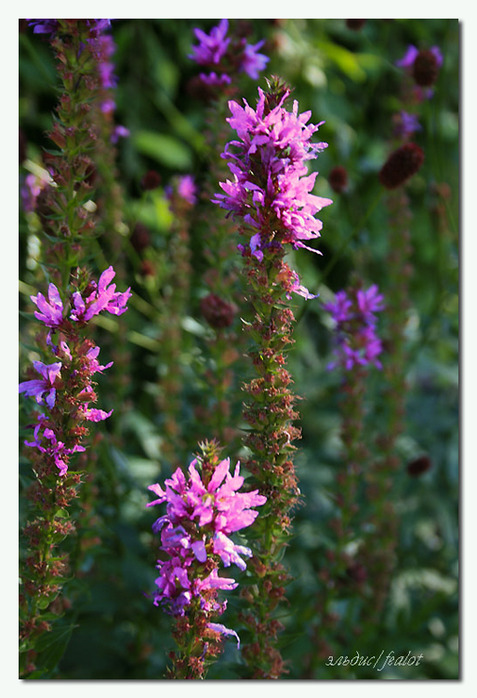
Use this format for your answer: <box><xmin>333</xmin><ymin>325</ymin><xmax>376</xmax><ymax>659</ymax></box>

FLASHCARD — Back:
<box><xmin>213</xmin><ymin>77</ymin><xmax>332</xmax><ymax>677</ymax></box>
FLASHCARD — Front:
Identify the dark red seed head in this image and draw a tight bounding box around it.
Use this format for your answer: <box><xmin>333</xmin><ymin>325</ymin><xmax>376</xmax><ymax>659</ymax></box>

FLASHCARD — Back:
<box><xmin>130</xmin><ymin>222</ymin><xmax>151</xmax><ymax>253</ymax></box>
<box><xmin>407</xmin><ymin>454</ymin><xmax>432</xmax><ymax>476</ymax></box>
<box><xmin>346</xmin><ymin>19</ymin><xmax>367</xmax><ymax>31</ymax></box>
<box><xmin>200</xmin><ymin>293</ymin><xmax>236</xmax><ymax>329</ymax></box>
<box><xmin>141</xmin><ymin>170</ymin><xmax>161</xmax><ymax>191</ymax></box>
<box><xmin>379</xmin><ymin>142</ymin><xmax>424</xmax><ymax>189</ymax></box>
<box><xmin>328</xmin><ymin>165</ymin><xmax>348</xmax><ymax>193</ymax></box>
<box><xmin>413</xmin><ymin>50</ymin><xmax>439</xmax><ymax>87</ymax></box>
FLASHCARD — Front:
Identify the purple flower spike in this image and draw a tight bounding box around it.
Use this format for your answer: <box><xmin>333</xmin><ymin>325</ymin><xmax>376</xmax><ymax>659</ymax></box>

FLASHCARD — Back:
<box><xmin>148</xmin><ymin>454</ymin><xmax>266</xmax><ymax>619</ymax></box>
<box><xmin>324</xmin><ymin>285</ymin><xmax>384</xmax><ymax>371</ymax></box>
<box><xmin>396</xmin><ymin>43</ymin><xmax>443</xmax><ymax>98</ymax></box>
<box><xmin>189</xmin><ymin>19</ymin><xmax>269</xmax><ymax>88</ymax></box>
<box><xmin>189</xmin><ymin>19</ymin><xmax>230</xmax><ymax>66</ymax></box>
<box><xmin>213</xmin><ymin>86</ymin><xmax>332</xmax><ymax>298</ymax></box>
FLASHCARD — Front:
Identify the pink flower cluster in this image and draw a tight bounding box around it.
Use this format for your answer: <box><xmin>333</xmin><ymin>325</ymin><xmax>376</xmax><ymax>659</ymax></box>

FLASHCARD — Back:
<box><xmin>189</xmin><ymin>19</ymin><xmax>269</xmax><ymax>86</ymax></box>
<box><xmin>147</xmin><ymin>457</ymin><xmax>266</xmax><ymax>639</ymax></box>
<box><xmin>323</xmin><ymin>284</ymin><xmax>385</xmax><ymax>371</ymax></box>
<box><xmin>213</xmin><ymin>86</ymin><xmax>332</xmax><ymax>298</ymax></box>
<box><xmin>19</xmin><ymin>267</ymin><xmax>131</xmax><ymax>475</ymax></box>
<box><xmin>31</xmin><ymin>266</ymin><xmax>130</xmax><ymax>327</ymax></box>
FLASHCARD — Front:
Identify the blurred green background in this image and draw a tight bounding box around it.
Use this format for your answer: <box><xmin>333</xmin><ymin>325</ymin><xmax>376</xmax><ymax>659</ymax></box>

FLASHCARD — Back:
<box><xmin>19</xmin><ymin>18</ymin><xmax>459</xmax><ymax>679</ymax></box>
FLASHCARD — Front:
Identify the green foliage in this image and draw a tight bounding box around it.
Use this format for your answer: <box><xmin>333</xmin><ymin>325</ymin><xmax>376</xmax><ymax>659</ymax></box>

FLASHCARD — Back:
<box><xmin>19</xmin><ymin>18</ymin><xmax>458</xmax><ymax>680</ymax></box>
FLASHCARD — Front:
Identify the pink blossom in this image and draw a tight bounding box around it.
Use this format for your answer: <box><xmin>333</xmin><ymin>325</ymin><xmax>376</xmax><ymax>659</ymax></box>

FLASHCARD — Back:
<box><xmin>31</xmin><ymin>284</ymin><xmax>64</xmax><ymax>327</ymax></box>
<box><xmin>19</xmin><ymin>361</ymin><xmax>62</xmax><ymax>408</ymax></box>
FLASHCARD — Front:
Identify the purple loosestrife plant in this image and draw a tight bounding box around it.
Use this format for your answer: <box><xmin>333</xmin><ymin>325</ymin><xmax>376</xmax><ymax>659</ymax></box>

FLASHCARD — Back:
<box><xmin>357</xmin><ymin>42</ymin><xmax>439</xmax><ymax>626</ymax></box>
<box><xmin>154</xmin><ymin>175</ymin><xmax>196</xmax><ymax>463</ymax></box>
<box><xmin>147</xmin><ymin>440</ymin><xmax>266</xmax><ymax>679</ymax></box>
<box><xmin>212</xmin><ymin>78</ymin><xmax>331</xmax><ymax>678</ymax></box>
<box><xmin>19</xmin><ymin>269</ymin><xmax>130</xmax><ymax>676</ymax></box>
<box><xmin>305</xmin><ymin>283</ymin><xmax>384</xmax><ymax>670</ymax></box>
<box><xmin>323</xmin><ymin>284</ymin><xmax>384</xmax><ymax>371</ymax></box>
<box><xmin>25</xmin><ymin>20</ymin><xmax>120</xmax><ymax>279</ymax></box>
<box><xmin>20</xmin><ymin>20</ymin><xmax>132</xmax><ymax>678</ymax></box>
<box><xmin>189</xmin><ymin>19</ymin><xmax>269</xmax><ymax>93</ymax></box>
<box><xmin>188</xmin><ymin>21</ymin><xmax>270</xmax><ymax>454</ymax></box>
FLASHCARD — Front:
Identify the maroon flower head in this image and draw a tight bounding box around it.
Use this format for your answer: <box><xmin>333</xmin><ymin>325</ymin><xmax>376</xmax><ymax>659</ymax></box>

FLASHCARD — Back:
<box><xmin>141</xmin><ymin>170</ymin><xmax>162</xmax><ymax>191</ymax></box>
<box><xmin>200</xmin><ymin>293</ymin><xmax>236</xmax><ymax>329</ymax></box>
<box><xmin>346</xmin><ymin>19</ymin><xmax>366</xmax><ymax>31</ymax></box>
<box><xmin>379</xmin><ymin>142</ymin><xmax>424</xmax><ymax>189</ymax></box>
<box><xmin>407</xmin><ymin>455</ymin><xmax>432</xmax><ymax>476</ymax></box>
<box><xmin>130</xmin><ymin>222</ymin><xmax>151</xmax><ymax>253</ymax></box>
<box><xmin>413</xmin><ymin>49</ymin><xmax>441</xmax><ymax>87</ymax></box>
<box><xmin>328</xmin><ymin>165</ymin><xmax>348</xmax><ymax>193</ymax></box>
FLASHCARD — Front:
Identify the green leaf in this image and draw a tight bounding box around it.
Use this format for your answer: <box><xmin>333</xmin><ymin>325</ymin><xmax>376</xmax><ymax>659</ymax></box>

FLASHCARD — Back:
<box><xmin>32</xmin><ymin>621</ymin><xmax>77</xmax><ymax>675</ymax></box>
<box><xmin>132</xmin><ymin>131</ymin><xmax>193</xmax><ymax>170</ymax></box>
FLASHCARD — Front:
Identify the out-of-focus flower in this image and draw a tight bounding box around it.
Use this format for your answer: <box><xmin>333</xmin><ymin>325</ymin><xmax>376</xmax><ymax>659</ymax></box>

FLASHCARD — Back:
<box><xmin>324</xmin><ymin>284</ymin><xmax>384</xmax><ymax>371</ymax></box>
<box><xmin>21</xmin><ymin>171</ymin><xmax>50</xmax><ymax>212</ymax></box>
<box><xmin>200</xmin><ymin>293</ymin><xmax>237</xmax><ymax>329</ymax></box>
<box><xmin>407</xmin><ymin>454</ymin><xmax>432</xmax><ymax>476</ymax></box>
<box><xmin>111</xmin><ymin>125</ymin><xmax>130</xmax><ymax>143</ymax></box>
<box><xmin>189</xmin><ymin>19</ymin><xmax>231</xmax><ymax>66</ymax></box>
<box><xmin>27</xmin><ymin>19</ymin><xmax>59</xmax><ymax>34</ymax></box>
<box><xmin>177</xmin><ymin>175</ymin><xmax>197</xmax><ymax>205</ymax></box>
<box><xmin>140</xmin><ymin>170</ymin><xmax>162</xmax><ymax>191</ymax></box>
<box><xmin>393</xmin><ymin>110</ymin><xmax>421</xmax><ymax>140</ymax></box>
<box><xmin>189</xmin><ymin>19</ymin><xmax>269</xmax><ymax>88</ymax></box>
<box><xmin>379</xmin><ymin>142</ymin><xmax>425</xmax><ymax>189</ymax></box>
<box><xmin>396</xmin><ymin>44</ymin><xmax>443</xmax><ymax>98</ymax></box>
<box><xmin>346</xmin><ymin>19</ymin><xmax>367</xmax><ymax>30</ymax></box>
<box><xmin>240</xmin><ymin>40</ymin><xmax>269</xmax><ymax>79</ymax></box>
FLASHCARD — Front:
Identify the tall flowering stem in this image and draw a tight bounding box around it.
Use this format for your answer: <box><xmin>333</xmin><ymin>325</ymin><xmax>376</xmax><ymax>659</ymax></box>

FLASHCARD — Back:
<box><xmin>306</xmin><ymin>283</ymin><xmax>384</xmax><ymax>673</ymax></box>
<box><xmin>358</xmin><ymin>43</ymin><xmax>439</xmax><ymax>621</ymax></box>
<box><xmin>362</xmin><ymin>189</ymin><xmax>414</xmax><ymax>620</ymax></box>
<box><xmin>20</xmin><ymin>20</ymin><xmax>131</xmax><ymax>676</ymax></box>
<box><xmin>19</xmin><ymin>268</ymin><xmax>131</xmax><ymax>677</ymax></box>
<box><xmin>27</xmin><ymin>20</ymin><xmax>119</xmax><ymax>284</ymax></box>
<box><xmin>158</xmin><ymin>176</ymin><xmax>196</xmax><ymax>461</ymax></box>
<box><xmin>189</xmin><ymin>20</ymin><xmax>270</xmax><ymax>452</ymax></box>
<box><xmin>147</xmin><ymin>440</ymin><xmax>266</xmax><ymax>679</ymax></box>
<box><xmin>213</xmin><ymin>78</ymin><xmax>332</xmax><ymax>677</ymax></box>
